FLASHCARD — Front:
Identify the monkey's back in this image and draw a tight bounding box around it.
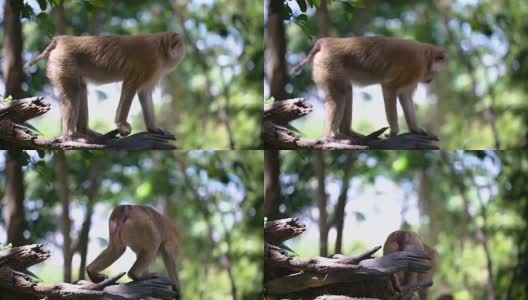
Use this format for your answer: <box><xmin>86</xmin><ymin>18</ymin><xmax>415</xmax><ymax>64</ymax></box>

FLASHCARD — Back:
<box><xmin>313</xmin><ymin>36</ymin><xmax>432</xmax><ymax>89</ymax></box>
<box><xmin>47</xmin><ymin>35</ymin><xmax>163</xmax><ymax>85</ymax></box>
<box><xmin>111</xmin><ymin>205</ymin><xmax>179</xmax><ymax>254</ymax></box>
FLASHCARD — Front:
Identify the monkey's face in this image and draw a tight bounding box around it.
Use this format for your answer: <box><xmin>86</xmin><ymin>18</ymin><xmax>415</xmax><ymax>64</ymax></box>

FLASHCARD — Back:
<box><xmin>167</xmin><ymin>33</ymin><xmax>185</xmax><ymax>64</ymax></box>
<box><xmin>422</xmin><ymin>49</ymin><xmax>448</xmax><ymax>83</ymax></box>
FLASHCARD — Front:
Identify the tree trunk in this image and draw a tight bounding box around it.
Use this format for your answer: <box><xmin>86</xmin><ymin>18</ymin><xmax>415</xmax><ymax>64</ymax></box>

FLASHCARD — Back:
<box><xmin>266</xmin><ymin>0</ymin><xmax>288</xmax><ymax>100</ymax></box>
<box><xmin>334</xmin><ymin>153</ymin><xmax>355</xmax><ymax>254</ymax></box>
<box><xmin>2</xmin><ymin>150</ymin><xmax>27</xmax><ymax>246</ymax></box>
<box><xmin>55</xmin><ymin>151</ymin><xmax>73</xmax><ymax>283</ymax></box>
<box><xmin>264</xmin><ymin>150</ymin><xmax>281</xmax><ymax>221</ymax></box>
<box><xmin>54</xmin><ymin>0</ymin><xmax>66</xmax><ymax>35</ymax></box>
<box><xmin>2</xmin><ymin>0</ymin><xmax>27</xmax><ymax>248</ymax></box>
<box><xmin>2</xmin><ymin>0</ymin><xmax>24</xmax><ymax>100</ymax></box>
<box><xmin>314</xmin><ymin>150</ymin><xmax>328</xmax><ymax>257</ymax></box>
<box><xmin>318</xmin><ymin>0</ymin><xmax>330</xmax><ymax>37</ymax></box>
<box><xmin>77</xmin><ymin>157</ymin><xmax>105</xmax><ymax>281</ymax></box>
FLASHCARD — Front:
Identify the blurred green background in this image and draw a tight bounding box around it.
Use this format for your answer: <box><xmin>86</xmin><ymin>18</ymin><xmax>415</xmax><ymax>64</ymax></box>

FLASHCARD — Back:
<box><xmin>0</xmin><ymin>150</ymin><xmax>263</xmax><ymax>300</ymax></box>
<box><xmin>0</xmin><ymin>0</ymin><xmax>263</xmax><ymax>149</ymax></box>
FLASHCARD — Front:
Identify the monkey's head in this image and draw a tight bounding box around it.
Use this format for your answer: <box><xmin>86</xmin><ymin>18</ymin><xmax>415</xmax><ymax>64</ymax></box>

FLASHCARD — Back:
<box><xmin>161</xmin><ymin>32</ymin><xmax>186</xmax><ymax>68</ymax></box>
<box><xmin>422</xmin><ymin>47</ymin><xmax>448</xmax><ymax>83</ymax></box>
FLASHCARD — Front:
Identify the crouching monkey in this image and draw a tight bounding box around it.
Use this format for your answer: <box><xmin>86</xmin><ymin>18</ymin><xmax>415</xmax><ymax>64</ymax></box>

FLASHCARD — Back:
<box><xmin>383</xmin><ymin>230</ymin><xmax>439</xmax><ymax>300</ymax></box>
<box><xmin>87</xmin><ymin>205</ymin><xmax>181</xmax><ymax>299</ymax></box>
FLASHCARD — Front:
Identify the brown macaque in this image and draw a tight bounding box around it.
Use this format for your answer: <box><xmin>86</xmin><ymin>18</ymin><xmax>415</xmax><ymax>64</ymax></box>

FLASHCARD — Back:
<box><xmin>86</xmin><ymin>205</ymin><xmax>181</xmax><ymax>299</ymax></box>
<box><xmin>383</xmin><ymin>230</ymin><xmax>439</xmax><ymax>300</ymax></box>
<box><xmin>25</xmin><ymin>32</ymin><xmax>185</xmax><ymax>141</ymax></box>
<box><xmin>291</xmin><ymin>36</ymin><xmax>448</xmax><ymax>142</ymax></box>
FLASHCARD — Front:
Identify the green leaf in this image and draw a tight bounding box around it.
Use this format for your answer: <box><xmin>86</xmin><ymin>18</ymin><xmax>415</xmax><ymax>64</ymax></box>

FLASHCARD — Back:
<box><xmin>296</xmin><ymin>0</ymin><xmax>307</xmax><ymax>12</ymax></box>
<box><xmin>85</xmin><ymin>0</ymin><xmax>106</xmax><ymax>8</ymax></box>
<box><xmin>37</xmin><ymin>0</ymin><xmax>47</xmax><ymax>10</ymax></box>
<box><xmin>310</xmin><ymin>0</ymin><xmax>321</xmax><ymax>8</ymax></box>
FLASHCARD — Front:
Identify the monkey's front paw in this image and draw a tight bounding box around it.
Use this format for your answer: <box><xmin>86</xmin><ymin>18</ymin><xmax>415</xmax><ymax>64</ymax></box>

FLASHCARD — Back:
<box><xmin>116</xmin><ymin>122</ymin><xmax>132</xmax><ymax>137</ymax></box>
<box><xmin>410</xmin><ymin>127</ymin><xmax>428</xmax><ymax>135</ymax></box>
<box><xmin>410</xmin><ymin>127</ymin><xmax>438</xmax><ymax>140</ymax></box>
<box><xmin>389</xmin><ymin>130</ymin><xmax>400</xmax><ymax>137</ymax></box>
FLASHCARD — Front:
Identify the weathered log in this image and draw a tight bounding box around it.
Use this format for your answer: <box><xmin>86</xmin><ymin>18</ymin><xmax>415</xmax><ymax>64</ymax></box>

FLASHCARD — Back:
<box><xmin>264</xmin><ymin>98</ymin><xmax>313</xmax><ymax>125</ymax></box>
<box><xmin>263</xmin><ymin>98</ymin><xmax>440</xmax><ymax>150</ymax></box>
<box><xmin>0</xmin><ymin>97</ymin><xmax>177</xmax><ymax>150</ymax></box>
<box><xmin>264</xmin><ymin>218</ymin><xmax>307</xmax><ymax>244</ymax></box>
<box><xmin>264</xmin><ymin>218</ymin><xmax>435</xmax><ymax>299</ymax></box>
<box><xmin>0</xmin><ymin>244</ymin><xmax>179</xmax><ymax>300</ymax></box>
<box><xmin>0</xmin><ymin>244</ymin><xmax>50</xmax><ymax>270</ymax></box>
<box><xmin>0</xmin><ymin>97</ymin><xmax>50</xmax><ymax>123</ymax></box>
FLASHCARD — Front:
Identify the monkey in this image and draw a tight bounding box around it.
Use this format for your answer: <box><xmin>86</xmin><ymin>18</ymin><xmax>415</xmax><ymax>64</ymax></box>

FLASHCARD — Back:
<box><xmin>86</xmin><ymin>205</ymin><xmax>181</xmax><ymax>300</ymax></box>
<box><xmin>383</xmin><ymin>230</ymin><xmax>439</xmax><ymax>300</ymax></box>
<box><xmin>25</xmin><ymin>32</ymin><xmax>185</xmax><ymax>141</ymax></box>
<box><xmin>291</xmin><ymin>36</ymin><xmax>448</xmax><ymax>142</ymax></box>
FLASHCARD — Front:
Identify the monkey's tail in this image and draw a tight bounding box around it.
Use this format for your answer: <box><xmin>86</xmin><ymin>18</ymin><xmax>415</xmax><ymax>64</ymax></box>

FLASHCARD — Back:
<box><xmin>24</xmin><ymin>36</ymin><xmax>60</xmax><ymax>68</ymax></box>
<box><xmin>109</xmin><ymin>205</ymin><xmax>129</xmax><ymax>238</ymax></box>
<box><xmin>290</xmin><ymin>39</ymin><xmax>322</xmax><ymax>75</ymax></box>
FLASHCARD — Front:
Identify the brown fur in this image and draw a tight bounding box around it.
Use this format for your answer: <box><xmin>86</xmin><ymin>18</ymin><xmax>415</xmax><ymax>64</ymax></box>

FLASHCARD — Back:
<box><xmin>26</xmin><ymin>32</ymin><xmax>185</xmax><ymax>140</ymax></box>
<box><xmin>383</xmin><ymin>230</ymin><xmax>439</xmax><ymax>300</ymax></box>
<box><xmin>291</xmin><ymin>36</ymin><xmax>448</xmax><ymax>140</ymax></box>
<box><xmin>87</xmin><ymin>205</ymin><xmax>181</xmax><ymax>300</ymax></box>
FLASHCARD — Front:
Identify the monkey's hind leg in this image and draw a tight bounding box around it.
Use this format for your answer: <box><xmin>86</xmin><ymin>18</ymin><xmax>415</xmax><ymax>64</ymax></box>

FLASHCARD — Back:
<box><xmin>56</xmin><ymin>77</ymin><xmax>82</xmax><ymax>140</ymax></box>
<box><xmin>323</xmin><ymin>80</ymin><xmax>349</xmax><ymax>142</ymax></box>
<box><xmin>77</xmin><ymin>80</ymin><xmax>103</xmax><ymax>141</ymax></box>
<box><xmin>160</xmin><ymin>242</ymin><xmax>181</xmax><ymax>300</ymax></box>
<box><xmin>86</xmin><ymin>242</ymin><xmax>126</xmax><ymax>283</ymax></box>
<box><xmin>338</xmin><ymin>81</ymin><xmax>357</xmax><ymax>141</ymax></box>
<box><xmin>128</xmin><ymin>249</ymin><xmax>158</xmax><ymax>281</ymax></box>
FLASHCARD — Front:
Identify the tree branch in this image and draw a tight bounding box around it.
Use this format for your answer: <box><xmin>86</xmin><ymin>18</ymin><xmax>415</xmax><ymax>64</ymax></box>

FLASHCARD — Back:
<box><xmin>264</xmin><ymin>218</ymin><xmax>434</xmax><ymax>299</ymax></box>
<box><xmin>0</xmin><ymin>97</ymin><xmax>176</xmax><ymax>150</ymax></box>
<box><xmin>263</xmin><ymin>98</ymin><xmax>439</xmax><ymax>150</ymax></box>
<box><xmin>0</xmin><ymin>244</ymin><xmax>178</xmax><ymax>300</ymax></box>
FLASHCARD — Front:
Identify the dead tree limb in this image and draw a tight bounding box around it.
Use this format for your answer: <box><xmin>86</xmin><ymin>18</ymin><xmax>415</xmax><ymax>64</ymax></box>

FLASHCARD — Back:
<box><xmin>264</xmin><ymin>218</ymin><xmax>434</xmax><ymax>299</ymax></box>
<box><xmin>264</xmin><ymin>218</ymin><xmax>307</xmax><ymax>245</ymax></box>
<box><xmin>0</xmin><ymin>244</ymin><xmax>179</xmax><ymax>300</ymax></box>
<box><xmin>0</xmin><ymin>97</ymin><xmax>176</xmax><ymax>150</ymax></box>
<box><xmin>263</xmin><ymin>98</ymin><xmax>439</xmax><ymax>150</ymax></box>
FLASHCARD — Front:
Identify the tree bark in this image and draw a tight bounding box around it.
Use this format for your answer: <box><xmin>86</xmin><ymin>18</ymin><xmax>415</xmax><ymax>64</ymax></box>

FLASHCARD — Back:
<box><xmin>54</xmin><ymin>0</ymin><xmax>66</xmax><ymax>35</ymax></box>
<box><xmin>2</xmin><ymin>0</ymin><xmax>27</xmax><ymax>248</ymax></box>
<box><xmin>318</xmin><ymin>0</ymin><xmax>330</xmax><ymax>37</ymax></box>
<box><xmin>55</xmin><ymin>151</ymin><xmax>72</xmax><ymax>283</ymax></box>
<box><xmin>314</xmin><ymin>150</ymin><xmax>328</xmax><ymax>257</ymax></box>
<box><xmin>3</xmin><ymin>150</ymin><xmax>27</xmax><ymax>247</ymax></box>
<box><xmin>334</xmin><ymin>153</ymin><xmax>355</xmax><ymax>254</ymax></box>
<box><xmin>264</xmin><ymin>150</ymin><xmax>281</xmax><ymax>220</ymax></box>
<box><xmin>3</xmin><ymin>0</ymin><xmax>25</xmax><ymax>100</ymax></box>
<box><xmin>266</xmin><ymin>0</ymin><xmax>288</xmax><ymax>100</ymax></box>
